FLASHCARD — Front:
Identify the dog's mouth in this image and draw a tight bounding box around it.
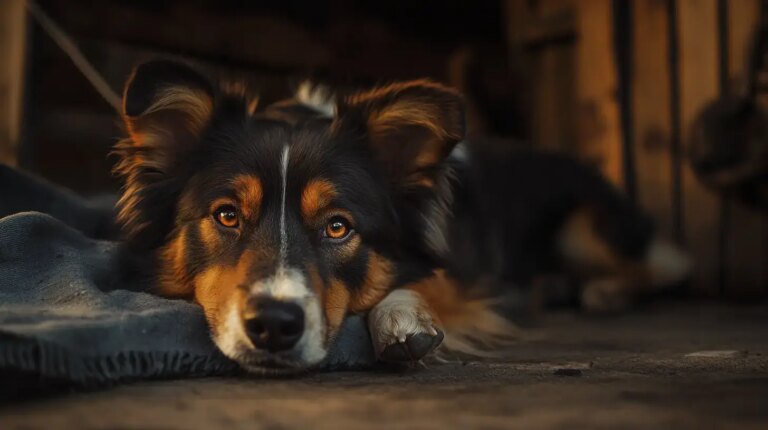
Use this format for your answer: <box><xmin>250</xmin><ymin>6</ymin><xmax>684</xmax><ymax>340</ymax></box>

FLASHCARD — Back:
<box><xmin>232</xmin><ymin>348</ymin><xmax>319</xmax><ymax>375</ymax></box>
<box><xmin>210</xmin><ymin>301</ymin><xmax>329</xmax><ymax>374</ymax></box>
<box><xmin>208</xmin><ymin>272</ymin><xmax>330</xmax><ymax>374</ymax></box>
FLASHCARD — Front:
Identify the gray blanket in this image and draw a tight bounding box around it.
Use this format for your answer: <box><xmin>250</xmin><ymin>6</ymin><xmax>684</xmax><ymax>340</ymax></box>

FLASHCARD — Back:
<box><xmin>0</xmin><ymin>165</ymin><xmax>374</xmax><ymax>398</ymax></box>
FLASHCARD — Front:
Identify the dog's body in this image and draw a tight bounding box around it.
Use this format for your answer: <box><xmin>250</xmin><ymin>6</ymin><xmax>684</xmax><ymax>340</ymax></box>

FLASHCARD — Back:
<box><xmin>428</xmin><ymin>138</ymin><xmax>691</xmax><ymax>305</ymax></box>
<box><xmin>114</xmin><ymin>61</ymin><xmax>690</xmax><ymax>373</ymax></box>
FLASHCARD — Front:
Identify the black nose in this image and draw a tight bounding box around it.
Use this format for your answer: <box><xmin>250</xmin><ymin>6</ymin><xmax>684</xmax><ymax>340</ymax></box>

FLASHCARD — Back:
<box><xmin>244</xmin><ymin>298</ymin><xmax>305</xmax><ymax>352</ymax></box>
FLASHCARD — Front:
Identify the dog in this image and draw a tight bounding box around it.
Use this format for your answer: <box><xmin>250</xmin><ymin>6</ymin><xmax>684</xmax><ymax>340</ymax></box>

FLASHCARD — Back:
<box><xmin>113</xmin><ymin>60</ymin><xmax>691</xmax><ymax>374</ymax></box>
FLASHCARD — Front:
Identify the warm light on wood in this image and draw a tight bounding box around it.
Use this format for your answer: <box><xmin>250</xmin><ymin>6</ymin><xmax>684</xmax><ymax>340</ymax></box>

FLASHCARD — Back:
<box><xmin>0</xmin><ymin>0</ymin><xmax>27</xmax><ymax>166</ymax></box>
<box><xmin>576</xmin><ymin>0</ymin><xmax>623</xmax><ymax>186</ymax></box>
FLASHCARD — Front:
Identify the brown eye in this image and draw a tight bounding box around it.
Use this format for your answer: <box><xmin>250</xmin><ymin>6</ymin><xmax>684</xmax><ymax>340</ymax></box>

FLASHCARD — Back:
<box><xmin>214</xmin><ymin>205</ymin><xmax>239</xmax><ymax>228</ymax></box>
<box><xmin>324</xmin><ymin>216</ymin><xmax>351</xmax><ymax>240</ymax></box>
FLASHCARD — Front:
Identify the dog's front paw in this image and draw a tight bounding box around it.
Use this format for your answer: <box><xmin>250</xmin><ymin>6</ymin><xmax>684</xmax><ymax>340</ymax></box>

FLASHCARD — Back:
<box><xmin>368</xmin><ymin>289</ymin><xmax>444</xmax><ymax>362</ymax></box>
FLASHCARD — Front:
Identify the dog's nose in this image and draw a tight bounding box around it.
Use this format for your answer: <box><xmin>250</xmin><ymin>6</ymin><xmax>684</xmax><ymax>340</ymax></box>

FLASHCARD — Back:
<box><xmin>244</xmin><ymin>298</ymin><xmax>305</xmax><ymax>352</ymax></box>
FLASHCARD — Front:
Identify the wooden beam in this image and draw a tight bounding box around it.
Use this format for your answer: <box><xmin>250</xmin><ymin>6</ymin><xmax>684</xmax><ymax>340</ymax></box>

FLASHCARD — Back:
<box><xmin>531</xmin><ymin>44</ymin><xmax>576</xmax><ymax>152</ymax></box>
<box><xmin>575</xmin><ymin>0</ymin><xmax>623</xmax><ymax>184</ymax></box>
<box><xmin>678</xmin><ymin>0</ymin><xmax>721</xmax><ymax>296</ymax></box>
<box><xmin>40</xmin><ymin>0</ymin><xmax>330</xmax><ymax>72</ymax></box>
<box><xmin>632</xmin><ymin>0</ymin><xmax>675</xmax><ymax>237</ymax></box>
<box><xmin>0</xmin><ymin>0</ymin><xmax>27</xmax><ymax>166</ymax></box>
<box><xmin>504</xmin><ymin>0</ymin><xmax>576</xmax><ymax>48</ymax></box>
<box><xmin>504</xmin><ymin>0</ymin><xmax>577</xmax><ymax>152</ymax></box>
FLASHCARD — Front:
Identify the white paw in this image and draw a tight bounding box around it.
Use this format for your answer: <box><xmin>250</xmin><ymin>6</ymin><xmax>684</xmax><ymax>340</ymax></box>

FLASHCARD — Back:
<box><xmin>368</xmin><ymin>289</ymin><xmax>443</xmax><ymax>362</ymax></box>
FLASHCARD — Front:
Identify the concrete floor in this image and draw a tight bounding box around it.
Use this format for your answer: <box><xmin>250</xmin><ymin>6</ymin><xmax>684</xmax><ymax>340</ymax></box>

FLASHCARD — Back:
<box><xmin>2</xmin><ymin>303</ymin><xmax>767</xmax><ymax>429</ymax></box>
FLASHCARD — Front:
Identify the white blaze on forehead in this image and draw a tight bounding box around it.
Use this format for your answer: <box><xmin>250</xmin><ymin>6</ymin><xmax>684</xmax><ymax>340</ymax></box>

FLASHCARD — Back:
<box><xmin>280</xmin><ymin>144</ymin><xmax>290</xmax><ymax>266</ymax></box>
<box><xmin>254</xmin><ymin>268</ymin><xmax>309</xmax><ymax>300</ymax></box>
<box><xmin>212</xmin><ymin>144</ymin><xmax>328</xmax><ymax>369</ymax></box>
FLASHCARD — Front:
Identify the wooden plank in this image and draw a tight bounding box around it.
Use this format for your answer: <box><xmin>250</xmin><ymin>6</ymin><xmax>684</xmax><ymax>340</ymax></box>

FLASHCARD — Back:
<box><xmin>575</xmin><ymin>0</ymin><xmax>623</xmax><ymax>184</ymax></box>
<box><xmin>504</xmin><ymin>0</ymin><xmax>575</xmax><ymax>47</ymax></box>
<box><xmin>678</xmin><ymin>0</ymin><xmax>722</xmax><ymax>296</ymax></box>
<box><xmin>632</xmin><ymin>0</ymin><xmax>675</xmax><ymax>237</ymax></box>
<box><xmin>504</xmin><ymin>0</ymin><xmax>577</xmax><ymax>152</ymax></box>
<box><xmin>531</xmin><ymin>44</ymin><xmax>576</xmax><ymax>152</ymax></box>
<box><xmin>503</xmin><ymin>0</ymin><xmax>533</xmax><ymax>46</ymax></box>
<box><xmin>41</xmin><ymin>0</ymin><xmax>330</xmax><ymax>71</ymax></box>
<box><xmin>725</xmin><ymin>0</ymin><xmax>768</xmax><ymax>298</ymax></box>
<box><xmin>727</xmin><ymin>0</ymin><xmax>761</xmax><ymax>89</ymax></box>
<box><xmin>0</xmin><ymin>0</ymin><xmax>27</xmax><ymax>166</ymax></box>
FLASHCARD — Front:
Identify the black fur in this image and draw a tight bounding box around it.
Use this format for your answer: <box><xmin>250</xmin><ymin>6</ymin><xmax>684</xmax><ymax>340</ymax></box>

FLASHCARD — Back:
<box><xmin>431</xmin><ymin>138</ymin><xmax>655</xmax><ymax>290</ymax></box>
<box><xmin>115</xmin><ymin>60</ymin><xmax>661</xmax><ymax>322</ymax></box>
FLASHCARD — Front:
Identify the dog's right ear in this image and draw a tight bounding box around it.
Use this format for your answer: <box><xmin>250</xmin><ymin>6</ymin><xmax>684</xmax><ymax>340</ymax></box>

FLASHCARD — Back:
<box><xmin>115</xmin><ymin>60</ymin><xmax>215</xmax><ymax>246</ymax></box>
<box><xmin>122</xmin><ymin>60</ymin><xmax>214</xmax><ymax>164</ymax></box>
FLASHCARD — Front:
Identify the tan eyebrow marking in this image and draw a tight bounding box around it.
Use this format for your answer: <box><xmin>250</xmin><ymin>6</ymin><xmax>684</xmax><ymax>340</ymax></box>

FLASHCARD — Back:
<box><xmin>230</xmin><ymin>175</ymin><xmax>263</xmax><ymax>219</ymax></box>
<box><xmin>301</xmin><ymin>179</ymin><xmax>338</xmax><ymax>220</ymax></box>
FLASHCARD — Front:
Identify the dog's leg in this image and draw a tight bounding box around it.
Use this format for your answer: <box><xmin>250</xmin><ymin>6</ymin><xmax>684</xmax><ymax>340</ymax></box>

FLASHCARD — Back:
<box><xmin>367</xmin><ymin>288</ymin><xmax>444</xmax><ymax>362</ymax></box>
<box><xmin>558</xmin><ymin>208</ymin><xmax>691</xmax><ymax>313</ymax></box>
<box><xmin>368</xmin><ymin>269</ymin><xmax>517</xmax><ymax>362</ymax></box>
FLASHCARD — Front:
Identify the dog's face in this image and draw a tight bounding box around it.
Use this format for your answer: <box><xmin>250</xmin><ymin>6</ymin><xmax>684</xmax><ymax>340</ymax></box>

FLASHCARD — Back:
<box><xmin>114</xmin><ymin>61</ymin><xmax>464</xmax><ymax>373</ymax></box>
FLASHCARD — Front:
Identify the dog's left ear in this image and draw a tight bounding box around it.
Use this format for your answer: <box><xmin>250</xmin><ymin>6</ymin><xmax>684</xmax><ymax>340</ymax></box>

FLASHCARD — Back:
<box><xmin>334</xmin><ymin>80</ymin><xmax>465</xmax><ymax>187</ymax></box>
<box><xmin>114</xmin><ymin>60</ymin><xmax>216</xmax><ymax>247</ymax></box>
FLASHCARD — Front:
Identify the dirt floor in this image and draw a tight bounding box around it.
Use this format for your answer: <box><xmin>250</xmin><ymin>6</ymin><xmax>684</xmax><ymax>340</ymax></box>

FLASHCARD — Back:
<box><xmin>2</xmin><ymin>303</ymin><xmax>767</xmax><ymax>430</ymax></box>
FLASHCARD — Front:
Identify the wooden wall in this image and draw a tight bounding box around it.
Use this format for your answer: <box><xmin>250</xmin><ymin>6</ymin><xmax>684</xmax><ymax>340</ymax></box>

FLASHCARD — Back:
<box><xmin>18</xmin><ymin>0</ymin><xmax>503</xmax><ymax>193</ymax></box>
<box><xmin>507</xmin><ymin>0</ymin><xmax>768</xmax><ymax>299</ymax></box>
<box><xmin>6</xmin><ymin>0</ymin><xmax>766</xmax><ymax>298</ymax></box>
<box><xmin>0</xmin><ymin>0</ymin><xmax>27</xmax><ymax>166</ymax></box>
<box><xmin>504</xmin><ymin>0</ymin><xmax>576</xmax><ymax>153</ymax></box>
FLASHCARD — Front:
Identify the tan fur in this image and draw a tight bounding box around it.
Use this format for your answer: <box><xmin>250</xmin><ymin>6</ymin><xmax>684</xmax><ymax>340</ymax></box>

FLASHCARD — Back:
<box><xmin>404</xmin><ymin>270</ymin><xmax>517</xmax><ymax>358</ymax></box>
<box><xmin>158</xmin><ymin>227</ymin><xmax>192</xmax><ymax>297</ymax></box>
<box><xmin>301</xmin><ymin>179</ymin><xmax>337</xmax><ymax>220</ymax></box>
<box><xmin>333</xmin><ymin>233</ymin><xmax>361</xmax><ymax>265</ymax></box>
<box><xmin>350</xmin><ymin>251</ymin><xmax>395</xmax><ymax>312</ymax></box>
<box><xmin>559</xmin><ymin>209</ymin><xmax>624</xmax><ymax>272</ymax></box>
<box><xmin>305</xmin><ymin>264</ymin><xmax>325</xmax><ymax>297</ymax></box>
<box><xmin>325</xmin><ymin>279</ymin><xmax>352</xmax><ymax>342</ymax></box>
<box><xmin>371</xmin><ymin>100</ymin><xmax>449</xmax><ymax>145</ymax></box>
<box><xmin>192</xmin><ymin>267</ymin><xmax>229</xmax><ymax>330</ymax></box>
<box><xmin>345</xmin><ymin>80</ymin><xmax>463</xmax><ymax>142</ymax></box>
<box><xmin>561</xmin><ymin>209</ymin><xmax>654</xmax><ymax>279</ymax></box>
<box><xmin>198</xmin><ymin>221</ymin><xmax>222</xmax><ymax>257</ymax></box>
<box><xmin>113</xmin><ymin>181</ymin><xmax>149</xmax><ymax>237</ymax></box>
<box><xmin>230</xmin><ymin>175</ymin><xmax>263</xmax><ymax>220</ymax></box>
<box><xmin>126</xmin><ymin>87</ymin><xmax>213</xmax><ymax>139</ymax></box>
<box><xmin>340</xmin><ymin>80</ymin><xmax>463</xmax><ymax>187</ymax></box>
<box><xmin>114</xmin><ymin>85</ymin><xmax>215</xmax><ymax>238</ymax></box>
<box><xmin>558</xmin><ymin>208</ymin><xmax>690</xmax><ymax>312</ymax></box>
<box><xmin>193</xmin><ymin>250</ymin><xmax>255</xmax><ymax>329</ymax></box>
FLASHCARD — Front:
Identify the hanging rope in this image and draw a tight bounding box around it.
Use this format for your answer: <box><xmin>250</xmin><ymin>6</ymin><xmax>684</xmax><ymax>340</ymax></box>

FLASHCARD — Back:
<box><xmin>26</xmin><ymin>0</ymin><xmax>122</xmax><ymax>112</ymax></box>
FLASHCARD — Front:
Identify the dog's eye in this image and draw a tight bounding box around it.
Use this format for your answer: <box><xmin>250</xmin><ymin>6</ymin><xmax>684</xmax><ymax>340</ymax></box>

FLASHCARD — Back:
<box><xmin>323</xmin><ymin>216</ymin><xmax>352</xmax><ymax>240</ymax></box>
<box><xmin>213</xmin><ymin>205</ymin><xmax>239</xmax><ymax>228</ymax></box>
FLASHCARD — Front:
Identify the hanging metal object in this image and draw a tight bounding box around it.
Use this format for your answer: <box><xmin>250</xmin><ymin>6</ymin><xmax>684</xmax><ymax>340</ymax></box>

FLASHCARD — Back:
<box><xmin>688</xmin><ymin>7</ymin><xmax>768</xmax><ymax>210</ymax></box>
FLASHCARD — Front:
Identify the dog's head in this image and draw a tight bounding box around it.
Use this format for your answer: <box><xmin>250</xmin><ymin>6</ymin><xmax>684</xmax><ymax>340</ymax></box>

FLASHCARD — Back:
<box><xmin>114</xmin><ymin>60</ymin><xmax>465</xmax><ymax>373</ymax></box>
